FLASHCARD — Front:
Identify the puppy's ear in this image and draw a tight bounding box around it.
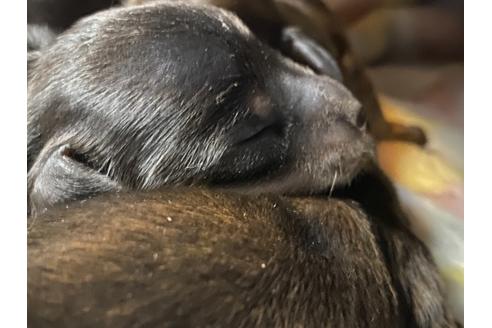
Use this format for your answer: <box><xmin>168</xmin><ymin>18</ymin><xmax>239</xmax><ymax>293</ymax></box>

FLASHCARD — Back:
<box><xmin>28</xmin><ymin>141</ymin><xmax>122</xmax><ymax>216</ymax></box>
<box><xmin>280</xmin><ymin>26</ymin><xmax>343</xmax><ymax>81</ymax></box>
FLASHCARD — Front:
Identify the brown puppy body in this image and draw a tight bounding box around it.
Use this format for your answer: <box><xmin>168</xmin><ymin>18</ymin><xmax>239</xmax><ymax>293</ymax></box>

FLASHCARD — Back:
<box><xmin>28</xmin><ymin>189</ymin><xmax>455</xmax><ymax>327</ymax></box>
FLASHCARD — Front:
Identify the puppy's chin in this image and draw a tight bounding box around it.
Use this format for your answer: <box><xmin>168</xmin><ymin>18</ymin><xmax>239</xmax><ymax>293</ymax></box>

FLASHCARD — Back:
<box><xmin>221</xmin><ymin>133</ymin><xmax>376</xmax><ymax>196</ymax></box>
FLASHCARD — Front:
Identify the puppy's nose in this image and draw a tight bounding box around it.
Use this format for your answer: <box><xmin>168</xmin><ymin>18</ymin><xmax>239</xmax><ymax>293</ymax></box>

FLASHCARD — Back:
<box><xmin>327</xmin><ymin>118</ymin><xmax>362</xmax><ymax>144</ymax></box>
<box><xmin>280</xmin><ymin>69</ymin><xmax>366</xmax><ymax>130</ymax></box>
<box><xmin>355</xmin><ymin>107</ymin><xmax>367</xmax><ymax>130</ymax></box>
<box><xmin>336</xmin><ymin>97</ymin><xmax>366</xmax><ymax>132</ymax></box>
<box><xmin>310</xmin><ymin>77</ymin><xmax>366</xmax><ymax>132</ymax></box>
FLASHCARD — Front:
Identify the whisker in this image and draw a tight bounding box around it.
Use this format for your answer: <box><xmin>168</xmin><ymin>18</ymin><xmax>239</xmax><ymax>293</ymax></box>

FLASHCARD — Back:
<box><xmin>329</xmin><ymin>170</ymin><xmax>338</xmax><ymax>197</ymax></box>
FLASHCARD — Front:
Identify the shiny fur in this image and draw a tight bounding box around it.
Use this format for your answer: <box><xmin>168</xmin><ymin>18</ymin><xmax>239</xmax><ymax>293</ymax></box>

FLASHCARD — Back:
<box><xmin>28</xmin><ymin>187</ymin><xmax>457</xmax><ymax>327</ymax></box>
<box><xmin>28</xmin><ymin>2</ymin><xmax>372</xmax><ymax>214</ymax></box>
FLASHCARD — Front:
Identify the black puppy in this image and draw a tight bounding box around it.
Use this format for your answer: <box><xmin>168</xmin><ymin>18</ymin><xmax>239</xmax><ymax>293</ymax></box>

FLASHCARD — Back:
<box><xmin>28</xmin><ymin>2</ymin><xmax>372</xmax><ymax>214</ymax></box>
<box><xmin>27</xmin><ymin>0</ymin><xmax>427</xmax><ymax>145</ymax></box>
<box><xmin>125</xmin><ymin>0</ymin><xmax>427</xmax><ymax>145</ymax></box>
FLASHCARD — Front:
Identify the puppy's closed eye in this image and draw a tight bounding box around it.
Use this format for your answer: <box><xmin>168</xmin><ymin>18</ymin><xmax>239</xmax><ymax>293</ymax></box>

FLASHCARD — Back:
<box><xmin>231</xmin><ymin>113</ymin><xmax>283</xmax><ymax>145</ymax></box>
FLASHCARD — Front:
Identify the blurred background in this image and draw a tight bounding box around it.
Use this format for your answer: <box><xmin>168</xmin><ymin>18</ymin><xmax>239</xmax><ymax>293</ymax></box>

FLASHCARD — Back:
<box><xmin>328</xmin><ymin>0</ymin><xmax>463</xmax><ymax>322</ymax></box>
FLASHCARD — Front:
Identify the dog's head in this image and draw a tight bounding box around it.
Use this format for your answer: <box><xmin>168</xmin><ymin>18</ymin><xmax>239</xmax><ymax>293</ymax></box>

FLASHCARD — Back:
<box><xmin>27</xmin><ymin>2</ymin><xmax>374</xmax><ymax>211</ymax></box>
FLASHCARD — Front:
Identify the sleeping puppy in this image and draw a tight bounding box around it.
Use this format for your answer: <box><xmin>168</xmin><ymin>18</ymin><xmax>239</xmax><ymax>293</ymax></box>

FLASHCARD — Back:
<box><xmin>26</xmin><ymin>0</ymin><xmax>427</xmax><ymax>145</ymax></box>
<box><xmin>28</xmin><ymin>187</ymin><xmax>457</xmax><ymax>327</ymax></box>
<box><xmin>27</xmin><ymin>2</ymin><xmax>372</xmax><ymax>214</ymax></box>
<box><xmin>123</xmin><ymin>0</ymin><xmax>427</xmax><ymax>145</ymax></box>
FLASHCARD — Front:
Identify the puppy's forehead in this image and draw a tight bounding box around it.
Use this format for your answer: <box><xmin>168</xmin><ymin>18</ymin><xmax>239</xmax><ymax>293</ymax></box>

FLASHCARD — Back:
<box><xmin>208</xmin><ymin>6</ymin><xmax>252</xmax><ymax>37</ymax></box>
<box><xmin>62</xmin><ymin>3</ymin><xmax>264</xmax><ymax>93</ymax></box>
<box><xmin>91</xmin><ymin>4</ymin><xmax>257</xmax><ymax>68</ymax></box>
<box><xmin>103</xmin><ymin>2</ymin><xmax>252</xmax><ymax>38</ymax></box>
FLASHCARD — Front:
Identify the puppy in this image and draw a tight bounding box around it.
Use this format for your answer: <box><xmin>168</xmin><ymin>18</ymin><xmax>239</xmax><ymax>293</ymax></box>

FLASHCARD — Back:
<box><xmin>28</xmin><ymin>2</ymin><xmax>372</xmax><ymax>214</ymax></box>
<box><xmin>26</xmin><ymin>0</ymin><xmax>427</xmax><ymax>145</ymax></box>
<box><xmin>28</xmin><ymin>187</ymin><xmax>457</xmax><ymax>327</ymax></box>
<box><xmin>123</xmin><ymin>0</ymin><xmax>427</xmax><ymax>144</ymax></box>
<box><xmin>26</xmin><ymin>4</ymin><xmax>455</xmax><ymax>326</ymax></box>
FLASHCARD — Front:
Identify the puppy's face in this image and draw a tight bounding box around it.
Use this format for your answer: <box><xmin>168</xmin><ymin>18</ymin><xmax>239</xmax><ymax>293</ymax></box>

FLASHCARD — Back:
<box><xmin>28</xmin><ymin>2</ymin><xmax>374</xmax><ymax>207</ymax></box>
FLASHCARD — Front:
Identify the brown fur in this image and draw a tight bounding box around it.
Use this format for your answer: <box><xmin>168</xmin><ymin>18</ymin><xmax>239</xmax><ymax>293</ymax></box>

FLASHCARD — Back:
<box><xmin>28</xmin><ymin>188</ymin><xmax>455</xmax><ymax>327</ymax></box>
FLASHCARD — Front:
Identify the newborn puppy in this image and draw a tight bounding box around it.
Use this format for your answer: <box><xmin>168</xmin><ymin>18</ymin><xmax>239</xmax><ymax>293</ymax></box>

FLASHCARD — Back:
<box><xmin>26</xmin><ymin>0</ymin><xmax>427</xmax><ymax>145</ymax></box>
<box><xmin>28</xmin><ymin>2</ymin><xmax>372</xmax><ymax>214</ymax></box>
<box><xmin>124</xmin><ymin>0</ymin><xmax>427</xmax><ymax>144</ymax></box>
<box><xmin>28</xmin><ymin>188</ymin><xmax>457</xmax><ymax>327</ymax></box>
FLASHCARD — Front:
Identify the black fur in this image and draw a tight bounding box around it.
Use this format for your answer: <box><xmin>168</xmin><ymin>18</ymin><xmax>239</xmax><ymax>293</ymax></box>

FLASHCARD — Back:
<box><xmin>27</xmin><ymin>2</ymin><xmax>372</xmax><ymax>214</ymax></box>
<box><xmin>124</xmin><ymin>0</ymin><xmax>427</xmax><ymax>145</ymax></box>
